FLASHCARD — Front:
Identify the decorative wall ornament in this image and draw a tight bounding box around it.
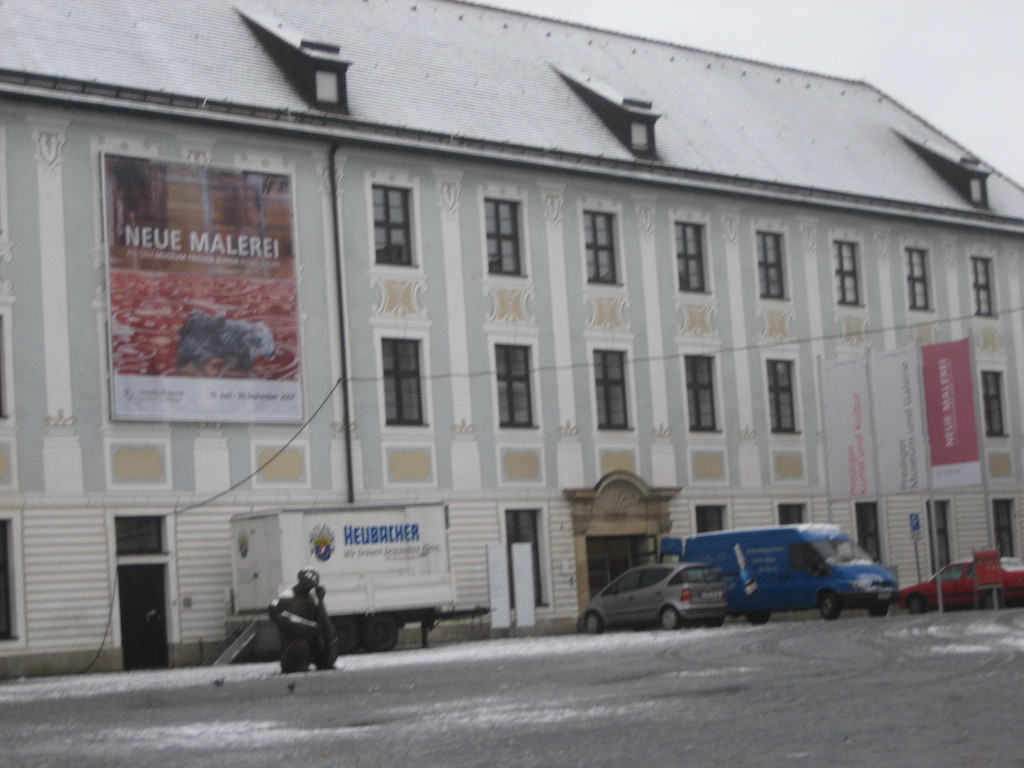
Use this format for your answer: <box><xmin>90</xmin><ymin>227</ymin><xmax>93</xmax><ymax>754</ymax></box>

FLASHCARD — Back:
<box><xmin>318</xmin><ymin>164</ymin><xmax>344</xmax><ymax>195</ymax></box>
<box><xmin>438</xmin><ymin>179</ymin><xmax>461</xmax><ymax>221</ymax></box>
<box><xmin>801</xmin><ymin>223</ymin><xmax>818</xmax><ymax>254</ymax></box>
<box><xmin>651</xmin><ymin>423</ymin><xmax>672</xmax><ymax>440</ymax></box>
<box><xmin>373</xmin><ymin>278</ymin><xmax>426</xmax><ymax>317</ymax></box>
<box><xmin>680</xmin><ymin>302</ymin><xmax>716</xmax><ymax>336</ymax></box>
<box><xmin>873</xmin><ymin>230</ymin><xmax>891</xmax><ymax>262</ymax></box>
<box><xmin>635</xmin><ymin>204</ymin><xmax>656</xmax><ymax>239</ymax></box>
<box><xmin>978</xmin><ymin>325</ymin><xmax>1000</xmax><ymax>354</ymax></box>
<box><xmin>761</xmin><ymin>308</ymin><xmax>794</xmax><ymax>341</ymax></box>
<box><xmin>738</xmin><ymin>425</ymin><xmax>757</xmax><ymax>440</ymax></box>
<box><xmin>723</xmin><ymin>214</ymin><xmax>740</xmax><ymax>246</ymax></box>
<box><xmin>542</xmin><ymin>191</ymin><xmax>563</xmax><ymax>228</ymax></box>
<box><xmin>183</xmin><ymin>147</ymin><xmax>213</xmax><ymax>167</ymax></box>
<box><xmin>588</xmin><ymin>295</ymin><xmax>629</xmax><ymax>330</ymax></box>
<box><xmin>558</xmin><ymin>421</ymin><xmax>579</xmax><ymax>436</ymax></box>
<box><xmin>452</xmin><ymin>418</ymin><xmax>476</xmax><ymax>435</ymax></box>
<box><xmin>33</xmin><ymin>128</ymin><xmax>66</xmax><ymax>177</ymax></box>
<box><xmin>839</xmin><ymin>314</ymin><xmax>868</xmax><ymax>346</ymax></box>
<box><xmin>45</xmin><ymin>409</ymin><xmax>76</xmax><ymax>428</ymax></box>
<box><xmin>941</xmin><ymin>236</ymin><xmax>957</xmax><ymax>268</ymax></box>
<box><xmin>487</xmin><ymin>286</ymin><xmax>534</xmax><ymax>325</ymax></box>
<box><xmin>913</xmin><ymin>323</ymin><xmax>936</xmax><ymax>346</ymax></box>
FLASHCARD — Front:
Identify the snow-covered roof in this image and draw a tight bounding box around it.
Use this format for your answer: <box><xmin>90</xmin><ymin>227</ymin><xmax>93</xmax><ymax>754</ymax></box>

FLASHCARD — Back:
<box><xmin>2</xmin><ymin>0</ymin><xmax>1023</xmax><ymax>222</ymax></box>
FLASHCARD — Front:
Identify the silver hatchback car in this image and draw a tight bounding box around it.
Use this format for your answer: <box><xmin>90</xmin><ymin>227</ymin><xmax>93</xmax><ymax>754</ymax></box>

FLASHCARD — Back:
<box><xmin>583</xmin><ymin>562</ymin><xmax>727</xmax><ymax>633</ymax></box>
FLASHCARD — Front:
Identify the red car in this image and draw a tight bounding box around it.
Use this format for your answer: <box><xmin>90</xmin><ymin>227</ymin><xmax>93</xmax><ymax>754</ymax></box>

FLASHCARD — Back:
<box><xmin>899</xmin><ymin>557</ymin><xmax>1024</xmax><ymax>613</ymax></box>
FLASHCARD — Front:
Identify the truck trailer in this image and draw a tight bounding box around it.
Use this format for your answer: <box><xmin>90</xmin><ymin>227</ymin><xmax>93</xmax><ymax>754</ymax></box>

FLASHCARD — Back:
<box><xmin>230</xmin><ymin>502</ymin><xmax>481</xmax><ymax>655</ymax></box>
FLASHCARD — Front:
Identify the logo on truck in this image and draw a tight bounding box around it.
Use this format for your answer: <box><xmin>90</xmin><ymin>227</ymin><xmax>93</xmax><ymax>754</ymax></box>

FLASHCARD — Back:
<box><xmin>310</xmin><ymin>524</ymin><xmax>336</xmax><ymax>562</ymax></box>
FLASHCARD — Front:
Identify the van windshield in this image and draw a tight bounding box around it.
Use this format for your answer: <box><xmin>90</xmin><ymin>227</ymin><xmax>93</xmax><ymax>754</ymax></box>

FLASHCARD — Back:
<box><xmin>812</xmin><ymin>538</ymin><xmax>875</xmax><ymax>565</ymax></box>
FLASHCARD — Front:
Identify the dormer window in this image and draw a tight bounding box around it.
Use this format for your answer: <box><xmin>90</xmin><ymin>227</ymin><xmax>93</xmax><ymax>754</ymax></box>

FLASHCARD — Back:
<box><xmin>898</xmin><ymin>132</ymin><xmax>991</xmax><ymax>209</ymax></box>
<box><xmin>630</xmin><ymin>120</ymin><xmax>652</xmax><ymax>152</ymax></box>
<box><xmin>554</xmin><ymin>67</ymin><xmax>660</xmax><ymax>159</ymax></box>
<box><xmin>315</xmin><ymin>69</ymin><xmax>340</xmax><ymax>105</ymax></box>
<box><xmin>238</xmin><ymin>8</ymin><xmax>351</xmax><ymax>114</ymax></box>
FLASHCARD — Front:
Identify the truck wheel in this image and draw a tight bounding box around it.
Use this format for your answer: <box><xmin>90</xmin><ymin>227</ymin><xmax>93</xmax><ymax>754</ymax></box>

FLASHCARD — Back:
<box><xmin>332</xmin><ymin>617</ymin><xmax>361</xmax><ymax>655</ymax></box>
<box><xmin>583</xmin><ymin>611</ymin><xmax>604</xmax><ymax>634</ymax></box>
<box><xmin>659</xmin><ymin>606</ymin><xmax>682</xmax><ymax>630</ymax></box>
<box><xmin>746</xmin><ymin>611</ymin><xmax>770</xmax><ymax>625</ymax></box>
<box><xmin>906</xmin><ymin>594</ymin><xmax>927</xmax><ymax>614</ymax></box>
<box><xmin>362</xmin><ymin>614</ymin><xmax>399</xmax><ymax>653</ymax></box>
<box><xmin>818</xmin><ymin>590</ymin><xmax>841</xmax><ymax>620</ymax></box>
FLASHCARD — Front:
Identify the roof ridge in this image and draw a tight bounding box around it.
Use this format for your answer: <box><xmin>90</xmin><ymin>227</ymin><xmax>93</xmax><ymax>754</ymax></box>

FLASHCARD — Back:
<box><xmin>439</xmin><ymin>0</ymin><xmax>871</xmax><ymax>88</ymax></box>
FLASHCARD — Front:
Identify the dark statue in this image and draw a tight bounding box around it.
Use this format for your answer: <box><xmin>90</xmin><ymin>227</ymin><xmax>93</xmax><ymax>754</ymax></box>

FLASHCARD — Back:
<box><xmin>268</xmin><ymin>567</ymin><xmax>339</xmax><ymax>673</ymax></box>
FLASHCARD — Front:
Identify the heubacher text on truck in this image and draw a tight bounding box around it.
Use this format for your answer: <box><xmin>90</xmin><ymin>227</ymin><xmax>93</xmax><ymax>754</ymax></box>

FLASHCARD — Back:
<box><xmin>231</xmin><ymin>502</ymin><xmax>484</xmax><ymax>654</ymax></box>
<box><xmin>673</xmin><ymin>525</ymin><xmax>898</xmax><ymax>623</ymax></box>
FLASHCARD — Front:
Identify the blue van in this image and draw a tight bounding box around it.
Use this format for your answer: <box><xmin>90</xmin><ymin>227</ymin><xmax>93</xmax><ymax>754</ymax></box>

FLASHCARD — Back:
<box><xmin>675</xmin><ymin>525</ymin><xmax>898</xmax><ymax>623</ymax></box>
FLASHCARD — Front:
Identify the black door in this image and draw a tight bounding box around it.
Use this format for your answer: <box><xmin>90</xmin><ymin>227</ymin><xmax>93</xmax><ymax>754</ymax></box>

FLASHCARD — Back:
<box><xmin>118</xmin><ymin>564</ymin><xmax>169</xmax><ymax>670</ymax></box>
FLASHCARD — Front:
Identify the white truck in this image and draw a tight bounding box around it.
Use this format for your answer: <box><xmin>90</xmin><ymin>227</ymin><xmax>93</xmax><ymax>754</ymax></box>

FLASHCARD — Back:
<box><xmin>230</xmin><ymin>502</ymin><xmax>480</xmax><ymax>654</ymax></box>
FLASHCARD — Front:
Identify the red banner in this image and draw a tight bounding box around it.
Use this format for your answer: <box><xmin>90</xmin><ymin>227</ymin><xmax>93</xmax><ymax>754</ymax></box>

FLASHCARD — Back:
<box><xmin>921</xmin><ymin>339</ymin><xmax>981</xmax><ymax>489</ymax></box>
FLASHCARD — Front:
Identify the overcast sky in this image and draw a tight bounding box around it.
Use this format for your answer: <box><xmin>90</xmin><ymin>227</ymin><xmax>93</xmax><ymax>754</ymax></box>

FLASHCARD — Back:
<box><xmin>479</xmin><ymin>0</ymin><xmax>1024</xmax><ymax>187</ymax></box>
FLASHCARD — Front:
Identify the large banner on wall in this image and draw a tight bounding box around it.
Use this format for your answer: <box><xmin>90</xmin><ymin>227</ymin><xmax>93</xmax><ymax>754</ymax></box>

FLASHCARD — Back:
<box><xmin>103</xmin><ymin>154</ymin><xmax>303</xmax><ymax>422</ymax></box>
<box><xmin>871</xmin><ymin>347</ymin><xmax>928</xmax><ymax>496</ymax></box>
<box><xmin>820</xmin><ymin>355</ymin><xmax>877</xmax><ymax>500</ymax></box>
<box><xmin>921</xmin><ymin>338</ymin><xmax>981</xmax><ymax>489</ymax></box>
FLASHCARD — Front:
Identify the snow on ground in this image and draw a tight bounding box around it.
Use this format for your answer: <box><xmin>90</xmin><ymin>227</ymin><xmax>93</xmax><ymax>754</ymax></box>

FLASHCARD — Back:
<box><xmin>0</xmin><ymin>625</ymin><xmax>744</xmax><ymax>703</ymax></box>
<box><xmin>3</xmin><ymin>612</ymin><xmax>1024</xmax><ymax>704</ymax></box>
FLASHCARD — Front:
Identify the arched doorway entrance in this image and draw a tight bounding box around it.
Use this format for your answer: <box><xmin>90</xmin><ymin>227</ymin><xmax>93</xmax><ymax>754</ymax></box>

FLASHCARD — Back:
<box><xmin>564</xmin><ymin>472</ymin><xmax>680</xmax><ymax>612</ymax></box>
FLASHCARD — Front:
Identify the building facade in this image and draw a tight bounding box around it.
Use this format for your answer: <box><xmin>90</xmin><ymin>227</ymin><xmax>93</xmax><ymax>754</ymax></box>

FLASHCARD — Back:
<box><xmin>1</xmin><ymin>0</ymin><xmax>1023</xmax><ymax>677</ymax></box>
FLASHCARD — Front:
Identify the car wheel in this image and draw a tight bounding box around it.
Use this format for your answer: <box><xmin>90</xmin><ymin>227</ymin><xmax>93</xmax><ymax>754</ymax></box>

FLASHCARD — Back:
<box><xmin>331</xmin><ymin>616</ymin><xmax>361</xmax><ymax>654</ymax></box>
<box><xmin>659</xmin><ymin>606</ymin><xmax>682</xmax><ymax>630</ymax></box>
<box><xmin>818</xmin><ymin>590</ymin><xmax>841</xmax><ymax>620</ymax></box>
<box><xmin>746</xmin><ymin>611</ymin><xmax>770</xmax><ymax>625</ymax></box>
<box><xmin>362</xmin><ymin>614</ymin><xmax>399</xmax><ymax>653</ymax></box>
<box><xmin>867</xmin><ymin>604</ymin><xmax>889</xmax><ymax>617</ymax></box>
<box><xmin>906</xmin><ymin>594</ymin><xmax>928</xmax><ymax>614</ymax></box>
<box><xmin>584</xmin><ymin>611</ymin><xmax>604</xmax><ymax>634</ymax></box>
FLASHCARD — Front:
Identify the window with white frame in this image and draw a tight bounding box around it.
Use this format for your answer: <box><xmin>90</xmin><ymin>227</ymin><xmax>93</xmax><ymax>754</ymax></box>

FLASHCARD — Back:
<box><xmin>981</xmin><ymin>370</ymin><xmax>1005</xmax><ymax>437</ymax></box>
<box><xmin>695</xmin><ymin>505</ymin><xmax>724</xmax><ymax>533</ymax></box>
<box><xmin>684</xmin><ymin>355</ymin><xmax>716</xmax><ymax>432</ymax></box>
<box><xmin>584</xmin><ymin>211</ymin><xmax>617</xmax><ymax>284</ymax></box>
<box><xmin>486</xmin><ymin>199</ymin><xmax>522</xmax><ymax>276</ymax></box>
<box><xmin>373</xmin><ymin>185</ymin><xmax>413</xmax><ymax>266</ymax></box>
<box><xmin>766</xmin><ymin>359</ymin><xmax>797</xmax><ymax>434</ymax></box>
<box><xmin>594</xmin><ymin>349</ymin><xmax>628</xmax><ymax>429</ymax></box>
<box><xmin>778</xmin><ymin>503</ymin><xmax>804</xmax><ymax>525</ymax></box>
<box><xmin>757</xmin><ymin>231</ymin><xmax>786</xmax><ymax>300</ymax></box>
<box><xmin>495</xmin><ymin>344</ymin><xmax>533</xmax><ymax>428</ymax></box>
<box><xmin>906</xmin><ymin>247</ymin><xmax>930</xmax><ymax>311</ymax></box>
<box><xmin>676</xmin><ymin>222</ymin><xmax>706</xmax><ymax>293</ymax></box>
<box><xmin>382</xmin><ymin>338</ymin><xmax>423</xmax><ymax>425</ymax></box>
<box><xmin>834</xmin><ymin>240</ymin><xmax>860</xmax><ymax>306</ymax></box>
<box><xmin>971</xmin><ymin>256</ymin><xmax>994</xmax><ymax>316</ymax></box>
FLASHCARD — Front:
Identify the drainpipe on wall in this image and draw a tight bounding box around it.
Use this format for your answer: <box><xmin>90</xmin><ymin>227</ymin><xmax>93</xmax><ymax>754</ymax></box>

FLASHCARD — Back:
<box><xmin>328</xmin><ymin>141</ymin><xmax>355</xmax><ymax>503</ymax></box>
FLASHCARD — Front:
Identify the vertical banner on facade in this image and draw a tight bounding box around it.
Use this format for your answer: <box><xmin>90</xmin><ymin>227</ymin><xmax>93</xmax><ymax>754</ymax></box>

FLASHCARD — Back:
<box><xmin>103</xmin><ymin>154</ymin><xmax>302</xmax><ymax>422</ymax></box>
<box><xmin>921</xmin><ymin>338</ymin><xmax>981</xmax><ymax>489</ymax></box>
<box><xmin>486</xmin><ymin>542</ymin><xmax>512</xmax><ymax>630</ymax></box>
<box><xmin>820</xmin><ymin>355</ymin><xmax>877</xmax><ymax>500</ymax></box>
<box><xmin>871</xmin><ymin>347</ymin><xmax>928</xmax><ymax>495</ymax></box>
<box><xmin>511</xmin><ymin>542</ymin><xmax>537</xmax><ymax>628</ymax></box>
